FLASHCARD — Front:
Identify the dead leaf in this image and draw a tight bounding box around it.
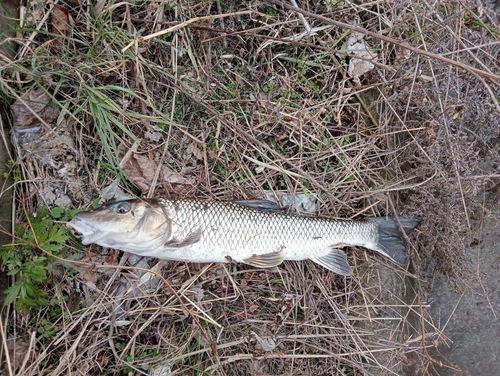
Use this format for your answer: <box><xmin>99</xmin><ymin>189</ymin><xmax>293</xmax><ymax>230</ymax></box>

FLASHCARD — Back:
<box><xmin>7</xmin><ymin>337</ymin><xmax>31</xmax><ymax>372</ymax></box>
<box><xmin>186</xmin><ymin>142</ymin><xmax>204</xmax><ymax>160</ymax></box>
<box><xmin>11</xmin><ymin>88</ymin><xmax>60</xmax><ymax>128</ymax></box>
<box><xmin>161</xmin><ymin>165</ymin><xmax>195</xmax><ymax>184</ymax></box>
<box><xmin>51</xmin><ymin>4</ymin><xmax>70</xmax><ymax>47</ymax></box>
<box><xmin>94</xmin><ymin>0</ymin><xmax>107</xmax><ymax>16</ymax></box>
<box><xmin>124</xmin><ymin>153</ymin><xmax>157</xmax><ymax>193</ymax></box>
<box><xmin>144</xmin><ymin>129</ymin><xmax>163</xmax><ymax>142</ymax></box>
<box><xmin>79</xmin><ymin>266</ymin><xmax>97</xmax><ymax>283</ymax></box>
<box><xmin>124</xmin><ymin>152</ymin><xmax>195</xmax><ymax>194</ymax></box>
<box><xmin>105</xmin><ymin>249</ymin><xmax>120</xmax><ymax>264</ymax></box>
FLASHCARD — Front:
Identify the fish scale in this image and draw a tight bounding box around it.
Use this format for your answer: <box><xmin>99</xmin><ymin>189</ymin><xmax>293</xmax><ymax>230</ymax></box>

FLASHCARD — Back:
<box><xmin>161</xmin><ymin>199</ymin><xmax>373</xmax><ymax>256</ymax></box>
<box><xmin>67</xmin><ymin>198</ymin><xmax>420</xmax><ymax>276</ymax></box>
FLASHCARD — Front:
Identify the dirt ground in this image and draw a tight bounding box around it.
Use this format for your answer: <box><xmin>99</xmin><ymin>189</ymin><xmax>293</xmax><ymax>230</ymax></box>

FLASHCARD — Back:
<box><xmin>426</xmin><ymin>130</ymin><xmax>500</xmax><ymax>375</ymax></box>
<box><xmin>1</xmin><ymin>0</ymin><xmax>500</xmax><ymax>375</ymax></box>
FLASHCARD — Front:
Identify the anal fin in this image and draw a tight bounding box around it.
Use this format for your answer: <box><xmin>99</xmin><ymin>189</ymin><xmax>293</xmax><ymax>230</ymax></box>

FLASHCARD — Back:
<box><xmin>309</xmin><ymin>249</ymin><xmax>353</xmax><ymax>276</ymax></box>
<box><xmin>243</xmin><ymin>248</ymin><xmax>284</xmax><ymax>268</ymax></box>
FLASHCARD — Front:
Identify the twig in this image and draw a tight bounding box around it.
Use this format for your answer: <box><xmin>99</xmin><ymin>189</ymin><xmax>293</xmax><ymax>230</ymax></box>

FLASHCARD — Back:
<box><xmin>243</xmin><ymin>155</ymin><xmax>304</xmax><ymax>179</ymax></box>
<box><xmin>0</xmin><ymin>318</ymin><xmax>13</xmax><ymax>376</ymax></box>
<box><xmin>122</xmin><ymin>10</ymin><xmax>254</xmax><ymax>52</ymax></box>
<box><xmin>288</xmin><ymin>0</ymin><xmax>311</xmax><ymax>33</ymax></box>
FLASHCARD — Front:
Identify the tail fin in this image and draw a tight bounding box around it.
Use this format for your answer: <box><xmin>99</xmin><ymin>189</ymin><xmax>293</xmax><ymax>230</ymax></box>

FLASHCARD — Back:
<box><xmin>371</xmin><ymin>216</ymin><xmax>420</xmax><ymax>265</ymax></box>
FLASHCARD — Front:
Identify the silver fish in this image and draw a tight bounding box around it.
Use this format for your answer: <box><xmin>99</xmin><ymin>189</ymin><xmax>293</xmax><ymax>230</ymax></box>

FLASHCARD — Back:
<box><xmin>66</xmin><ymin>198</ymin><xmax>419</xmax><ymax>276</ymax></box>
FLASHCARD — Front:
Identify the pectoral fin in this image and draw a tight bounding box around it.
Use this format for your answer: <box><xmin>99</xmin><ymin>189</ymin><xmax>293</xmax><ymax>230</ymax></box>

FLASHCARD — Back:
<box><xmin>309</xmin><ymin>249</ymin><xmax>353</xmax><ymax>276</ymax></box>
<box><xmin>164</xmin><ymin>228</ymin><xmax>202</xmax><ymax>248</ymax></box>
<box><xmin>243</xmin><ymin>249</ymin><xmax>284</xmax><ymax>268</ymax></box>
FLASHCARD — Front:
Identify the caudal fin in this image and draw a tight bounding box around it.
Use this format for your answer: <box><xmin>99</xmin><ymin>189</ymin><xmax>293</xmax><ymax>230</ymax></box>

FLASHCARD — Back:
<box><xmin>371</xmin><ymin>216</ymin><xmax>420</xmax><ymax>265</ymax></box>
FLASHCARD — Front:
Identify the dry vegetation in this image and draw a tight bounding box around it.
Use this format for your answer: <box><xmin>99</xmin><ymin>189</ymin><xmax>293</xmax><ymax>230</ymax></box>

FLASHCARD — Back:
<box><xmin>1</xmin><ymin>0</ymin><xmax>499</xmax><ymax>375</ymax></box>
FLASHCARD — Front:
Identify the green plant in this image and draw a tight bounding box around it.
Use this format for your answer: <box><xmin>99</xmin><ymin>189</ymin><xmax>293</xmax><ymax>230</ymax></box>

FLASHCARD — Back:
<box><xmin>0</xmin><ymin>206</ymin><xmax>78</xmax><ymax>311</ymax></box>
<box><xmin>2</xmin><ymin>159</ymin><xmax>21</xmax><ymax>181</ymax></box>
<box><xmin>324</xmin><ymin>0</ymin><xmax>345</xmax><ymax>12</ymax></box>
<box><xmin>115</xmin><ymin>341</ymin><xmax>159</xmax><ymax>374</ymax></box>
<box><xmin>461</xmin><ymin>4</ymin><xmax>500</xmax><ymax>36</ymax></box>
<box><xmin>262</xmin><ymin>79</ymin><xmax>273</xmax><ymax>93</ymax></box>
<box><xmin>37</xmin><ymin>318</ymin><xmax>59</xmax><ymax>339</ymax></box>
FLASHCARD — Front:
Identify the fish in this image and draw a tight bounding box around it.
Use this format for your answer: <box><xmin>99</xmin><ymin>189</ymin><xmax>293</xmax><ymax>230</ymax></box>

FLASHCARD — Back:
<box><xmin>66</xmin><ymin>198</ymin><xmax>420</xmax><ymax>276</ymax></box>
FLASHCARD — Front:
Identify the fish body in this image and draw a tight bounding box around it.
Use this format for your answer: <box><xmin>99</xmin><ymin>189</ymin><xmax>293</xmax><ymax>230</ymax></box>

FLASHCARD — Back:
<box><xmin>67</xmin><ymin>198</ymin><xmax>420</xmax><ymax>276</ymax></box>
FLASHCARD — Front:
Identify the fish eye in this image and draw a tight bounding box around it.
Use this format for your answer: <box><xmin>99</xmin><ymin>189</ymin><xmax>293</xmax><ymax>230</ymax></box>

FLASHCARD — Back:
<box><xmin>115</xmin><ymin>202</ymin><xmax>131</xmax><ymax>214</ymax></box>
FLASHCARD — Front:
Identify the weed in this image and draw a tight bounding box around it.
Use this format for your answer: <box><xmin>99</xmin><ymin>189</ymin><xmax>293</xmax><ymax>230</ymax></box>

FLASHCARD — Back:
<box><xmin>115</xmin><ymin>341</ymin><xmax>159</xmax><ymax>374</ymax></box>
<box><xmin>2</xmin><ymin>159</ymin><xmax>21</xmax><ymax>181</ymax></box>
<box><xmin>324</xmin><ymin>0</ymin><xmax>345</xmax><ymax>12</ymax></box>
<box><xmin>262</xmin><ymin>79</ymin><xmax>274</xmax><ymax>93</ymax></box>
<box><xmin>37</xmin><ymin>318</ymin><xmax>59</xmax><ymax>340</ymax></box>
<box><xmin>0</xmin><ymin>206</ymin><xmax>78</xmax><ymax>311</ymax></box>
<box><xmin>268</xmin><ymin>278</ymin><xmax>284</xmax><ymax>286</ymax></box>
<box><xmin>280</xmin><ymin>88</ymin><xmax>300</xmax><ymax>100</ymax></box>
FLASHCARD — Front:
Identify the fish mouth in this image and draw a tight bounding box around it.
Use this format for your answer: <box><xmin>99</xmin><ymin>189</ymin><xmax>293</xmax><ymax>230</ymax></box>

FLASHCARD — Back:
<box><xmin>66</xmin><ymin>217</ymin><xmax>99</xmax><ymax>244</ymax></box>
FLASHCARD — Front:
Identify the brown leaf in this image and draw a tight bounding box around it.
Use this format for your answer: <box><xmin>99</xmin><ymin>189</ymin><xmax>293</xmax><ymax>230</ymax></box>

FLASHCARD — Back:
<box><xmin>207</xmin><ymin>148</ymin><xmax>218</xmax><ymax>159</ymax></box>
<box><xmin>7</xmin><ymin>337</ymin><xmax>31</xmax><ymax>372</ymax></box>
<box><xmin>11</xmin><ymin>88</ymin><xmax>60</xmax><ymax>128</ymax></box>
<box><xmin>186</xmin><ymin>142</ymin><xmax>204</xmax><ymax>160</ymax></box>
<box><xmin>79</xmin><ymin>266</ymin><xmax>97</xmax><ymax>283</ymax></box>
<box><xmin>124</xmin><ymin>153</ymin><xmax>157</xmax><ymax>193</ymax></box>
<box><xmin>51</xmin><ymin>4</ymin><xmax>69</xmax><ymax>47</ymax></box>
<box><xmin>124</xmin><ymin>152</ymin><xmax>195</xmax><ymax>194</ymax></box>
<box><xmin>161</xmin><ymin>165</ymin><xmax>195</xmax><ymax>185</ymax></box>
<box><xmin>105</xmin><ymin>249</ymin><xmax>120</xmax><ymax>264</ymax></box>
<box><xmin>94</xmin><ymin>0</ymin><xmax>107</xmax><ymax>15</ymax></box>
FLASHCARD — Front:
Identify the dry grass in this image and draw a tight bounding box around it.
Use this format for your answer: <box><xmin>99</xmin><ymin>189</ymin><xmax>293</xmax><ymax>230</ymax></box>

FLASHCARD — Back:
<box><xmin>1</xmin><ymin>0</ymin><xmax>499</xmax><ymax>375</ymax></box>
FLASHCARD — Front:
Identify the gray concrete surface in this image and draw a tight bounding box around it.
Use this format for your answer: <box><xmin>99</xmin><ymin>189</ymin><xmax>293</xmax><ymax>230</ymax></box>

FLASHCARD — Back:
<box><xmin>428</xmin><ymin>204</ymin><xmax>500</xmax><ymax>374</ymax></box>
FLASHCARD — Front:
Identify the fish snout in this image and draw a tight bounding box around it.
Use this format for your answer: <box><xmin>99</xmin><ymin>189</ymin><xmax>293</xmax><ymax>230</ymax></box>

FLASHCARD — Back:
<box><xmin>66</xmin><ymin>216</ymin><xmax>99</xmax><ymax>244</ymax></box>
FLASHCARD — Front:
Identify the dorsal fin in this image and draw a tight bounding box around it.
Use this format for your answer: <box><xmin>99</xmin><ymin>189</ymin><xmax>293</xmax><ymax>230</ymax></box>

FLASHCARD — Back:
<box><xmin>232</xmin><ymin>199</ymin><xmax>284</xmax><ymax>213</ymax></box>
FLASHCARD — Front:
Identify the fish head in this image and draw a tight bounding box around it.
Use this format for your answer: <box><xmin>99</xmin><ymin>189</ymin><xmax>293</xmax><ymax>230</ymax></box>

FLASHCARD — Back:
<box><xmin>66</xmin><ymin>199</ymin><xmax>172</xmax><ymax>253</ymax></box>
